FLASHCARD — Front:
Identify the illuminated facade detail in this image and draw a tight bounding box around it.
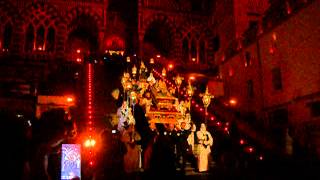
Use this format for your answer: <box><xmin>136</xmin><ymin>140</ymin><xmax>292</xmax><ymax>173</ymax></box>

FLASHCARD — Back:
<box><xmin>218</xmin><ymin>0</ymin><xmax>320</xmax><ymax>156</ymax></box>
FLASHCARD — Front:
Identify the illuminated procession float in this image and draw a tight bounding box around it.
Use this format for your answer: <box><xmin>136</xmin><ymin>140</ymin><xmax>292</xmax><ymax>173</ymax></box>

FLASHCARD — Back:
<box><xmin>115</xmin><ymin>61</ymin><xmax>193</xmax><ymax>131</ymax></box>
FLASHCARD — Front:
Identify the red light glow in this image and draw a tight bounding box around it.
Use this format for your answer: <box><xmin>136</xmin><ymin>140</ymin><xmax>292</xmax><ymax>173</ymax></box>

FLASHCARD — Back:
<box><xmin>248</xmin><ymin>147</ymin><xmax>254</xmax><ymax>153</ymax></box>
<box><xmin>269</xmin><ymin>47</ymin><xmax>274</xmax><ymax>54</ymax></box>
<box><xmin>259</xmin><ymin>155</ymin><xmax>264</xmax><ymax>160</ymax></box>
<box><xmin>240</xmin><ymin>139</ymin><xmax>245</xmax><ymax>145</ymax></box>
<box><xmin>67</xmin><ymin>97</ymin><xmax>74</xmax><ymax>102</ymax></box>
<box><xmin>272</xmin><ymin>33</ymin><xmax>277</xmax><ymax>41</ymax></box>
<box><xmin>229</xmin><ymin>99</ymin><xmax>237</xmax><ymax>105</ymax></box>
<box><xmin>77</xmin><ymin>49</ymin><xmax>81</xmax><ymax>54</ymax></box>
<box><xmin>84</xmin><ymin>139</ymin><xmax>96</xmax><ymax>148</ymax></box>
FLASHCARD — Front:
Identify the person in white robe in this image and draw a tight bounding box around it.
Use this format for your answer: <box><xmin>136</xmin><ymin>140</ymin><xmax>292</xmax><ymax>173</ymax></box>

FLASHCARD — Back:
<box><xmin>196</xmin><ymin>123</ymin><xmax>213</xmax><ymax>172</ymax></box>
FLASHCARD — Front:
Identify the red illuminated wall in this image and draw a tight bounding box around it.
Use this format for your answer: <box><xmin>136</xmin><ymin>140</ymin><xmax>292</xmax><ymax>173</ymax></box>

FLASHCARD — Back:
<box><xmin>219</xmin><ymin>0</ymin><xmax>320</xmax><ymax>156</ymax></box>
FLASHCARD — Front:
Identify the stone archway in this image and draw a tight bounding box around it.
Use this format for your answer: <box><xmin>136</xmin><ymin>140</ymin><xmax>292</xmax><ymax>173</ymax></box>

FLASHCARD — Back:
<box><xmin>65</xmin><ymin>7</ymin><xmax>103</xmax><ymax>61</ymax></box>
<box><xmin>141</xmin><ymin>15</ymin><xmax>176</xmax><ymax>59</ymax></box>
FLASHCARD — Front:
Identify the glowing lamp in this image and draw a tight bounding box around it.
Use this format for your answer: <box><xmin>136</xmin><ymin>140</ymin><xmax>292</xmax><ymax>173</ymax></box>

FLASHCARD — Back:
<box><xmin>156</xmin><ymin>54</ymin><xmax>161</xmax><ymax>58</ymax></box>
<box><xmin>84</xmin><ymin>139</ymin><xmax>96</xmax><ymax>148</ymax></box>
<box><xmin>259</xmin><ymin>155</ymin><xmax>264</xmax><ymax>160</ymax></box>
<box><xmin>240</xmin><ymin>139</ymin><xmax>245</xmax><ymax>145</ymax></box>
<box><xmin>126</xmin><ymin>56</ymin><xmax>131</xmax><ymax>62</ymax></box>
<box><xmin>229</xmin><ymin>99</ymin><xmax>237</xmax><ymax>105</ymax></box>
<box><xmin>132</xmin><ymin>65</ymin><xmax>137</xmax><ymax>76</ymax></box>
<box><xmin>248</xmin><ymin>147</ymin><xmax>254</xmax><ymax>153</ymax></box>
<box><xmin>67</xmin><ymin>97</ymin><xmax>74</xmax><ymax>103</ymax></box>
<box><xmin>162</xmin><ymin>68</ymin><xmax>166</xmax><ymax>77</ymax></box>
<box><xmin>272</xmin><ymin>33</ymin><xmax>277</xmax><ymax>41</ymax></box>
<box><xmin>192</xmin><ymin>57</ymin><xmax>196</xmax><ymax>62</ymax></box>
<box><xmin>150</xmin><ymin>58</ymin><xmax>154</xmax><ymax>64</ymax></box>
<box><xmin>168</xmin><ymin>64</ymin><xmax>173</xmax><ymax>69</ymax></box>
<box><xmin>77</xmin><ymin>49</ymin><xmax>81</xmax><ymax>54</ymax></box>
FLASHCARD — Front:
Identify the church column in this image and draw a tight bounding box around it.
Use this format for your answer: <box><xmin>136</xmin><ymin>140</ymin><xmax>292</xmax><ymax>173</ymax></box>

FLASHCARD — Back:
<box><xmin>196</xmin><ymin>39</ymin><xmax>200</xmax><ymax>64</ymax></box>
<box><xmin>55</xmin><ymin>22</ymin><xmax>67</xmax><ymax>60</ymax></box>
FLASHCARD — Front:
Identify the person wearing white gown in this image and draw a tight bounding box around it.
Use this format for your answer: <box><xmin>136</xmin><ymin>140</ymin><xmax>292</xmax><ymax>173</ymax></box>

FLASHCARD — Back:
<box><xmin>196</xmin><ymin>123</ymin><xmax>213</xmax><ymax>172</ymax></box>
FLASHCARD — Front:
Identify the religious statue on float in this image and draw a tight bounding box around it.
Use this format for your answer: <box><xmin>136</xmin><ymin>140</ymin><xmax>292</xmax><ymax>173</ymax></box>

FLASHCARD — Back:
<box><xmin>140</xmin><ymin>92</ymin><xmax>153</xmax><ymax>115</ymax></box>
<box><xmin>139</xmin><ymin>61</ymin><xmax>148</xmax><ymax>80</ymax></box>
<box><xmin>156</xmin><ymin>79</ymin><xmax>171</xmax><ymax>96</ymax></box>
<box><xmin>117</xmin><ymin>101</ymin><xmax>135</xmax><ymax>132</ymax></box>
<box><xmin>147</xmin><ymin>72</ymin><xmax>156</xmax><ymax>87</ymax></box>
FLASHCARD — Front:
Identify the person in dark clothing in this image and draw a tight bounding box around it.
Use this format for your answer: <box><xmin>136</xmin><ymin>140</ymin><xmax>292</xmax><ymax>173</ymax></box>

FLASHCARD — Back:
<box><xmin>149</xmin><ymin>124</ymin><xmax>176</xmax><ymax>180</ymax></box>
<box><xmin>176</xmin><ymin>122</ymin><xmax>190</xmax><ymax>174</ymax></box>
<box><xmin>96</xmin><ymin>128</ymin><xmax>126</xmax><ymax>180</ymax></box>
<box><xmin>1</xmin><ymin>110</ymin><xmax>29</xmax><ymax>180</ymax></box>
<box><xmin>133</xmin><ymin>103</ymin><xmax>150</xmax><ymax>149</ymax></box>
<box><xmin>187</xmin><ymin>123</ymin><xmax>199</xmax><ymax>171</ymax></box>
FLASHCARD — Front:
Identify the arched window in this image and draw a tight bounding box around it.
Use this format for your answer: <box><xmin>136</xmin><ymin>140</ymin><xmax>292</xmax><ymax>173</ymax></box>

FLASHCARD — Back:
<box><xmin>3</xmin><ymin>22</ymin><xmax>13</xmax><ymax>49</ymax></box>
<box><xmin>212</xmin><ymin>35</ymin><xmax>220</xmax><ymax>52</ymax></box>
<box><xmin>182</xmin><ymin>37</ymin><xmax>189</xmax><ymax>62</ymax></box>
<box><xmin>199</xmin><ymin>39</ymin><xmax>206</xmax><ymax>64</ymax></box>
<box><xmin>46</xmin><ymin>26</ymin><xmax>55</xmax><ymax>52</ymax></box>
<box><xmin>36</xmin><ymin>25</ymin><xmax>45</xmax><ymax>50</ymax></box>
<box><xmin>25</xmin><ymin>24</ymin><xmax>35</xmax><ymax>52</ymax></box>
<box><xmin>191</xmin><ymin>38</ymin><xmax>197</xmax><ymax>62</ymax></box>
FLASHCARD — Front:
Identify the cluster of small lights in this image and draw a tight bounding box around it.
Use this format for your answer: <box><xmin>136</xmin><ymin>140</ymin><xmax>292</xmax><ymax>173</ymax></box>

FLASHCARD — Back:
<box><xmin>75</xmin><ymin>49</ymin><xmax>82</xmax><ymax>63</ymax></box>
<box><xmin>152</xmin><ymin>68</ymin><xmax>264</xmax><ymax>161</ymax></box>
<box><xmin>87</xmin><ymin>63</ymin><xmax>94</xmax><ymax>167</ymax></box>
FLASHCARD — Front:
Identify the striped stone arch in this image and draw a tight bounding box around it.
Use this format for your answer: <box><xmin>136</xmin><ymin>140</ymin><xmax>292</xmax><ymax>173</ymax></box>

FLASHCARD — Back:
<box><xmin>0</xmin><ymin>1</ymin><xmax>16</xmax><ymax>24</ymax></box>
<box><xmin>65</xmin><ymin>6</ymin><xmax>103</xmax><ymax>32</ymax></box>
<box><xmin>141</xmin><ymin>13</ymin><xmax>178</xmax><ymax>57</ymax></box>
<box><xmin>20</xmin><ymin>2</ymin><xmax>61</xmax><ymax>29</ymax></box>
<box><xmin>141</xmin><ymin>13</ymin><xmax>177</xmax><ymax>40</ymax></box>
